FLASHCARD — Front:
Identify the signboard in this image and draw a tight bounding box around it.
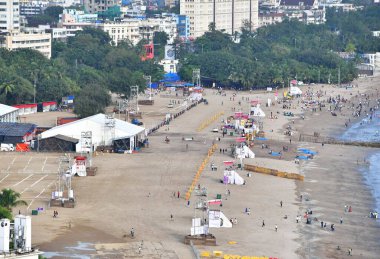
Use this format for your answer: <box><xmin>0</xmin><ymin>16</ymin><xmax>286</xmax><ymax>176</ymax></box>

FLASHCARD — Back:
<box><xmin>164</xmin><ymin>45</ymin><xmax>175</xmax><ymax>60</ymax></box>
<box><xmin>81</xmin><ymin>131</ymin><xmax>92</xmax><ymax>153</ymax></box>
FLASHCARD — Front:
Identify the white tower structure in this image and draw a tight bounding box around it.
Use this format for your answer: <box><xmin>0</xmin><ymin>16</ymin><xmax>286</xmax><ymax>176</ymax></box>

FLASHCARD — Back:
<box><xmin>14</xmin><ymin>215</ymin><xmax>32</xmax><ymax>252</ymax></box>
<box><xmin>0</xmin><ymin>218</ymin><xmax>10</xmax><ymax>253</ymax></box>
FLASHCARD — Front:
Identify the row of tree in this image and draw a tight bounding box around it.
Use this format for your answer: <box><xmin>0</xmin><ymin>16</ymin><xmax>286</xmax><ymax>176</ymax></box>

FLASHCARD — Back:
<box><xmin>0</xmin><ymin>28</ymin><xmax>164</xmax><ymax>117</ymax></box>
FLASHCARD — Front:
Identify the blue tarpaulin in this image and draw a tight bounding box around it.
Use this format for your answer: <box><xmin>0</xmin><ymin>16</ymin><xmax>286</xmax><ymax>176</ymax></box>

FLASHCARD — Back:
<box><xmin>296</xmin><ymin>155</ymin><xmax>309</xmax><ymax>160</ymax></box>
<box><xmin>298</xmin><ymin>148</ymin><xmax>317</xmax><ymax>155</ymax></box>
<box><xmin>271</xmin><ymin>152</ymin><xmax>281</xmax><ymax>156</ymax></box>
<box><xmin>256</xmin><ymin>137</ymin><xmax>268</xmax><ymax>141</ymax></box>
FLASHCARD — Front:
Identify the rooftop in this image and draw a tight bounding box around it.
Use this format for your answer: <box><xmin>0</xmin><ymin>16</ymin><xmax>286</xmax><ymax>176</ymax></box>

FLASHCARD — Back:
<box><xmin>0</xmin><ymin>122</ymin><xmax>36</xmax><ymax>137</ymax></box>
<box><xmin>0</xmin><ymin>104</ymin><xmax>19</xmax><ymax>117</ymax></box>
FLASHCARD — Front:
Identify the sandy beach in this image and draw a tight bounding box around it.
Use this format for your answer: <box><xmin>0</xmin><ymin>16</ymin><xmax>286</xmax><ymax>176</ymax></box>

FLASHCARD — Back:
<box><xmin>1</xmin><ymin>76</ymin><xmax>380</xmax><ymax>258</ymax></box>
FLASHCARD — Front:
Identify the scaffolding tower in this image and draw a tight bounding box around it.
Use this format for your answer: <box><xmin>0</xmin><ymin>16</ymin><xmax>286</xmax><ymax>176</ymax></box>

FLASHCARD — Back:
<box><xmin>192</xmin><ymin>69</ymin><xmax>201</xmax><ymax>87</ymax></box>
<box><xmin>104</xmin><ymin>114</ymin><xmax>116</xmax><ymax>146</ymax></box>
<box><xmin>130</xmin><ymin>85</ymin><xmax>139</xmax><ymax>113</ymax></box>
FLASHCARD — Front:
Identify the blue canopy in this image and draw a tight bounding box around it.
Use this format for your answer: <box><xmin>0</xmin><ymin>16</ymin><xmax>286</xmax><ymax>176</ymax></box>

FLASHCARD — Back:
<box><xmin>150</xmin><ymin>83</ymin><xmax>159</xmax><ymax>89</ymax></box>
<box><xmin>163</xmin><ymin>73</ymin><xmax>180</xmax><ymax>82</ymax></box>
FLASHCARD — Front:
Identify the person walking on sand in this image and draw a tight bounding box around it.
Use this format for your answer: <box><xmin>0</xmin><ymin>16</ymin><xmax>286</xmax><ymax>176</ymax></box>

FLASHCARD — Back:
<box><xmin>340</xmin><ymin>217</ymin><xmax>343</xmax><ymax>224</ymax></box>
<box><xmin>280</xmin><ymin>201</ymin><xmax>283</xmax><ymax>207</ymax></box>
<box><xmin>275</xmin><ymin>225</ymin><xmax>278</xmax><ymax>232</ymax></box>
<box><xmin>170</xmin><ymin>214</ymin><xmax>174</xmax><ymax>221</ymax></box>
<box><xmin>177</xmin><ymin>191</ymin><xmax>180</xmax><ymax>199</ymax></box>
<box><xmin>262</xmin><ymin>220</ymin><xmax>265</xmax><ymax>227</ymax></box>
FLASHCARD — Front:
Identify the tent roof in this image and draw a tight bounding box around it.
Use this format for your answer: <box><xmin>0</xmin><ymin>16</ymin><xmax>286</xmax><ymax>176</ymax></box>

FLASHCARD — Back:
<box><xmin>52</xmin><ymin>134</ymin><xmax>79</xmax><ymax>143</ymax></box>
<box><xmin>0</xmin><ymin>122</ymin><xmax>36</xmax><ymax>137</ymax></box>
<box><xmin>40</xmin><ymin>114</ymin><xmax>145</xmax><ymax>140</ymax></box>
<box><xmin>0</xmin><ymin>104</ymin><xmax>19</xmax><ymax>116</ymax></box>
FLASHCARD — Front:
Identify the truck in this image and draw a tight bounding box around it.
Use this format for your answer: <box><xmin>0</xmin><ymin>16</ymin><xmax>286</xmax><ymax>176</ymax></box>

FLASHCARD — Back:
<box><xmin>1</xmin><ymin>143</ymin><xmax>15</xmax><ymax>152</ymax></box>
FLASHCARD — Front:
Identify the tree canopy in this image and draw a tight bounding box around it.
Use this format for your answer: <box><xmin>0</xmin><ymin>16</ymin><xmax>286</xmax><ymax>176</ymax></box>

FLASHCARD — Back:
<box><xmin>179</xmin><ymin>6</ymin><xmax>380</xmax><ymax>89</ymax></box>
<box><xmin>0</xmin><ymin>28</ymin><xmax>164</xmax><ymax>118</ymax></box>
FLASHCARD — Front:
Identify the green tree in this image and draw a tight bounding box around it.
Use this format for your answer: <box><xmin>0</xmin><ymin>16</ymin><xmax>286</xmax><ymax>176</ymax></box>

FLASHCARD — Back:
<box><xmin>0</xmin><ymin>189</ymin><xmax>27</xmax><ymax>211</ymax></box>
<box><xmin>0</xmin><ymin>206</ymin><xmax>13</xmax><ymax>220</ymax></box>
<box><xmin>74</xmin><ymin>84</ymin><xmax>111</xmax><ymax>118</ymax></box>
<box><xmin>0</xmin><ymin>82</ymin><xmax>15</xmax><ymax>96</ymax></box>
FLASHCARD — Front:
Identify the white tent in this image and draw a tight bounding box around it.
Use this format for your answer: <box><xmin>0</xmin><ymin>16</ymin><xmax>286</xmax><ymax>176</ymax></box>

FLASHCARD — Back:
<box><xmin>208</xmin><ymin>210</ymin><xmax>232</xmax><ymax>228</ymax></box>
<box><xmin>289</xmin><ymin>86</ymin><xmax>302</xmax><ymax>96</ymax></box>
<box><xmin>250</xmin><ymin>104</ymin><xmax>266</xmax><ymax>117</ymax></box>
<box><xmin>235</xmin><ymin>146</ymin><xmax>255</xmax><ymax>159</ymax></box>
<box><xmin>223</xmin><ymin>170</ymin><xmax>245</xmax><ymax>185</ymax></box>
<box><xmin>40</xmin><ymin>114</ymin><xmax>145</xmax><ymax>152</ymax></box>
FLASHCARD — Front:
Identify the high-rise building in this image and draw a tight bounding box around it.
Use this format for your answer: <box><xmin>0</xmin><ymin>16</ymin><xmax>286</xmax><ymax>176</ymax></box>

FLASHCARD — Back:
<box><xmin>0</xmin><ymin>0</ymin><xmax>20</xmax><ymax>34</ymax></box>
<box><xmin>180</xmin><ymin>0</ymin><xmax>258</xmax><ymax>38</ymax></box>
<box><xmin>0</xmin><ymin>0</ymin><xmax>51</xmax><ymax>58</ymax></box>
<box><xmin>83</xmin><ymin>0</ymin><xmax>120</xmax><ymax>14</ymax></box>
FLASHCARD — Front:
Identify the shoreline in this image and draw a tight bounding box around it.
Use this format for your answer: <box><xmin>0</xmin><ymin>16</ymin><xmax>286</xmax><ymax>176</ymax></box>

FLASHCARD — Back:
<box><xmin>293</xmin><ymin>76</ymin><xmax>380</xmax><ymax>258</ymax></box>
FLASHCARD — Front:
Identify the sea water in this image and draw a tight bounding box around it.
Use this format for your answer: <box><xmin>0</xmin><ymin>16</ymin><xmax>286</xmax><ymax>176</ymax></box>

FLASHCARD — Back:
<box><xmin>341</xmin><ymin>113</ymin><xmax>380</xmax><ymax>212</ymax></box>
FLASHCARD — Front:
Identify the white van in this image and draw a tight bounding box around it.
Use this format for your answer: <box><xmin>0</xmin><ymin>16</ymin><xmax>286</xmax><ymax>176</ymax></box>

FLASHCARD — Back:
<box><xmin>1</xmin><ymin>143</ymin><xmax>15</xmax><ymax>152</ymax></box>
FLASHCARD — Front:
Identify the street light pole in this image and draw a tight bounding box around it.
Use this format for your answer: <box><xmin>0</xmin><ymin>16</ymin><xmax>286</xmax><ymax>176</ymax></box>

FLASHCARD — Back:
<box><xmin>33</xmin><ymin>74</ymin><xmax>37</xmax><ymax>103</ymax></box>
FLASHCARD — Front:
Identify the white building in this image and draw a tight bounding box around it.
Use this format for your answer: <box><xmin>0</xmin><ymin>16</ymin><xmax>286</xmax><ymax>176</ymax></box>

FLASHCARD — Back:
<box><xmin>373</xmin><ymin>31</ymin><xmax>380</xmax><ymax>37</ymax></box>
<box><xmin>40</xmin><ymin>113</ymin><xmax>146</xmax><ymax>152</ymax></box>
<box><xmin>0</xmin><ymin>103</ymin><xmax>19</xmax><ymax>122</ymax></box>
<box><xmin>0</xmin><ymin>0</ymin><xmax>20</xmax><ymax>34</ymax></box>
<box><xmin>97</xmin><ymin>17</ymin><xmax>178</xmax><ymax>46</ymax></box>
<box><xmin>363</xmin><ymin>52</ymin><xmax>380</xmax><ymax>73</ymax></box>
<box><xmin>143</xmin><ymin>17</ymin><xmax>178</xmax><ymax>44</ymax></box>
<box><xmin>180</xmin><ymin>0</ymin><xmax>259</xmax><ymax>38</ymax></box>
<box><xmin>83</xmin><ymin>0</ymin><xmax>120</xmax><ymax>14</ymax></box>
<box><xmin>0</xmin><ymin>30</ymin><xmax>51</xmax><ymax>58</ymax></box>
<box><xmin>258</xmin><ymin>12</ymin><xmax>284</xmax><ymax>27</ymax></box>
<box><xmin>96</xmin><ymin>19</ymin><xmax>141</xmax><ymax>45</ymax></box>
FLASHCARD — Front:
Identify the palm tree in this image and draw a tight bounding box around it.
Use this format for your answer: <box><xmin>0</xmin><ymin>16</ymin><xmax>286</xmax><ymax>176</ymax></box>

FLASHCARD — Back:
<box><xmin>0</xmin><ymin>82</ymin><xmax>15</xmax><ymax>96</ymax></box>
<box><xmin>0</xmin><ymin>189</ymin><xmax>28</xmax><ymax>211</ymax></box>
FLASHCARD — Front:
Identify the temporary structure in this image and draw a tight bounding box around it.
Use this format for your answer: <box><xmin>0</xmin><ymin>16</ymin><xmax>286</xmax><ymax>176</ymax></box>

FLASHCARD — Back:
<box><xmin>289</xmin><ymin>86</ymin><xmax>303</xmax><ymax>96</ymax></box>
<box><xmin>250</xmin><ymin>104</ymin><xmax>266</xmax><ymax>117</ymax></box>
<box><xmin>235</xmin><ymin>146</ymin><xmax>255</xmax><ymax>159</ymax></box>
<box><xmin>40</xmin><ymin>114</ymin><xmax>145</xmax><ymax>152</ymax></box>
<box><xmin>208</xmin><ymin>210</ymin><xmax>232</xmax><ymax>228</ymax></box>
<box><xmin>223</xmin><ymin>170</ymin><xmax>245</xmax><ymax>185</ymax></box>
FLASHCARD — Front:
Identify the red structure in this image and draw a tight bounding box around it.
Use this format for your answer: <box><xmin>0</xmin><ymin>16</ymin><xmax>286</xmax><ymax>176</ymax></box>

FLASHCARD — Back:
<box><xmin>141</xmin><ymin>43</ymin><xmax>154</xmax><ymax>61</ymax></box>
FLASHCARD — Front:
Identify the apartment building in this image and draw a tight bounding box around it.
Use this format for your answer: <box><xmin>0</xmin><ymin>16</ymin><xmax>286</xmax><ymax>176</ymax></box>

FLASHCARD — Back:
<box><xmin>83</xmin><ymin>0</ymin><xmax>120</xmax><ymax>14</ymax></box>
<box><xmin>97</xmin><ymin>17</ymin><xmax>178</xmax><ymax>45</ymax></box>
<box><xmin>96</xmin><ymin>19</ymin><xmax>141</xmax><ymax>45</ymax></box>
<box><xmin>0</xmin><ymin>0</ymin><xmax>51</xmax><ymax>58</ymax></box>
<box><xmin>0</xmin><ymin>31</ymin><xmax>51</xmax><ymax>58</ymax></box>
<box><xmin>0</xmin><ymin>0</ymin><xmax>20</xmax><ymax>34</ymax></box>
<box><xmin>180</xmin><ymin>0</ymin><xmax>259</xmax><ymax>38</ymax></box>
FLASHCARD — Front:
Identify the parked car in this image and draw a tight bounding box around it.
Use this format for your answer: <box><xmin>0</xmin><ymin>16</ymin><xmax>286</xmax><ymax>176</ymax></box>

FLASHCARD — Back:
<box><xmin>167</xmin><ymin>103</ymin><xmax>174</xmax><ymax>108</ymax></box>
<box><xmin>1</xmin><ymin>143</ymin><xmax>15</xmax><ymax>152</ymax></box>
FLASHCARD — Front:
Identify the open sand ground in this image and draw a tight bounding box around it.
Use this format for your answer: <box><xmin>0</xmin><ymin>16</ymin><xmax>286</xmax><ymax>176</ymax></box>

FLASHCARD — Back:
<box><xmin>1</xmin><ymin>76</ymin><xmax>379</xmax><ymax>258</ymax></box>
